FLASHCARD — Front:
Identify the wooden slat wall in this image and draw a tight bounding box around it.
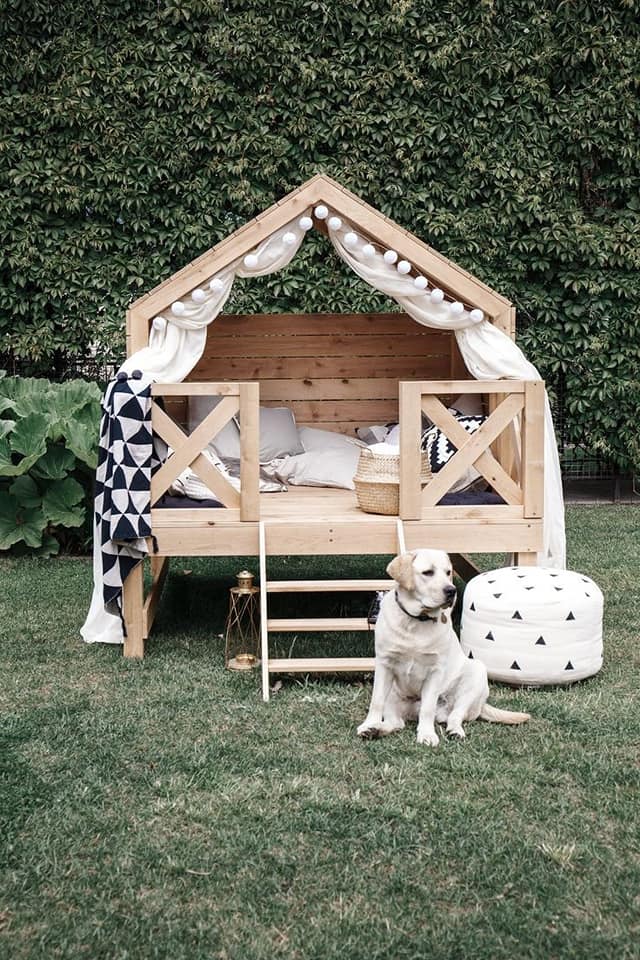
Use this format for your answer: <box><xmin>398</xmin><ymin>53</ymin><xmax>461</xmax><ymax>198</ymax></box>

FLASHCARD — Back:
<box><xmin>186</xmin><ymin>312</ymin><xmax>463</xmax><ymax>433</ymax></box>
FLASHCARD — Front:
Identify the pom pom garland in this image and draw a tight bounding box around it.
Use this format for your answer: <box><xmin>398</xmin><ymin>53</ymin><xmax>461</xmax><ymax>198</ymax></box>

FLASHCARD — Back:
<box><xmin>430</xmin><ymin>288</ymin><xmax>445</xmax><ymax>303</ymax></box>
<box><xmin>298</xmin><ymin>216</ymin><xmax>313</xmax><ymax>230</ymax></box>
<box><xmin>343</xmin><ymin>231</ymin><xmax>358</xmax><ymax>248</ymax></box>
<box><xmin>191</xmin><ymin>288</ymin><xmax>206</xmax><ymax>303</ymax></box>
<box><xmin>469</xmin><ymin>309</ymin><xmax>484</xmax><ymax>323</ymax></box>
<box><xmin>314</xmin><ymin>205</ymin><xmax>329</xmax><ymax>219</ymax></box>
<box><xmin>413</xmin><ymin>275</ymin><xmax>428</xmax><ymax>290</ymax></box>
<box><xmin>327</xmin><ymin>215</ymin><xmax>342</xmax><ymax>231</ymax></box>
<box><xmin>209</xmin><ymin>278</ymin><xmax>224</xmax><ymax>292</ymax></box>
<box><xmin>450</xmin><ymin>301</ymin><xmax>464</xmax><ymax>315</ymax></box>
<box><xmin>171</xmin><ymin>301</ymin><xmax>186</xmax><ymax>316</ymax></box>
<box><xmin>361</xmin><ymin>244</ymin><xmax>376</xmax><ymax>258</ymax></box>
<box><xmin>283</xmin><ymin>231</ymin><xmax>297</xmax><ymax>246</ymax></box>
<box><xmin>243</xmin><ymin>254</ymin><xmax>259</xmax><ymax>269</ymax></box>
<box><xmin>397</xmin><ymin>260</ymin><xmax>411</xmax><ymax>274</ymax></box>
<box><xmin>383</xmin><ymin>249</ymin><xmax>398</xmax><ymax>264</ymax></box>
<box><xmin>152</xmin><ymin>317</ymin><xmax>167</xmax><ymax>332</ymax></box>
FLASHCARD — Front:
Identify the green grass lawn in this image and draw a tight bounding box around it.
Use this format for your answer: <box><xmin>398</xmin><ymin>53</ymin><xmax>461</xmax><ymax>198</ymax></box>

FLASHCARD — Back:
<box><xmin>1</xmin><ymin>505</ymin><xmax>639</xmax><ymax>960</ymax></box>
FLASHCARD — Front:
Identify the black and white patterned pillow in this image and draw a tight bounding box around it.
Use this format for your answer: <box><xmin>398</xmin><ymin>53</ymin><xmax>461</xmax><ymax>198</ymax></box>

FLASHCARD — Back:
<box><xmin>421</xmin><ymin>411</ymin><xmax>486</xmax><ymax>473</ymax></box>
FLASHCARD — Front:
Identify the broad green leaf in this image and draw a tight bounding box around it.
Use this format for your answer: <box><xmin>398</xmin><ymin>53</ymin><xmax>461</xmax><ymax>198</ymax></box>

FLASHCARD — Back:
<box><xmin>31</xmin><ymin>445</ymin><xmax>76</xmax><ymax>480</ymax></box>
<box><xmin>42</xmin><ymin>476</ymin><xmax>85</xmax><ymax>528</ymax></box>
<box><xmin>9</xmin><ymin>475</ymin><xmax>42</xmax><ymax>509</ymax></box>
<box><xmin>0</xmin><ymin>436</ymin><xmax>41</xmax><ymax>477</ymax></box>
<box><xmin>0</xmin><ymin>492</ymin><xmax>46</xmax><ymax>550</ymax></box>
<box><xmin>33</xmin><ymin>533</ymin><xmax>60</xmax><ymax>558</ymax></box>
<box><xmin>62</xmin><ymin>414</ymin><xmax>99</xmax><ymax>469</ymax></box>
<box><xmin>10</xmin><ymin>413</ymin><xmax>49</xmax><ymax>460</ymax></box>
<box><xmin>0</xmin><ymin>420</ymin><xmax>15</xmax><ymax>439</ymax></box>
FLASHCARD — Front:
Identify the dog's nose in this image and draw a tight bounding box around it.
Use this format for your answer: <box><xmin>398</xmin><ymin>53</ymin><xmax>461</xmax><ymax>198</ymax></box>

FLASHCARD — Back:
<box><xmin>444</xmin><ymin>585</ymin><xmax>457</xmax><ymax>601</ymax></box>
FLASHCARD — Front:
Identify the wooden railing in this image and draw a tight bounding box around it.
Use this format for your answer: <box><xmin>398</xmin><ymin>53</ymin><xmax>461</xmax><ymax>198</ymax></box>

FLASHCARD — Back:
<box><xmin>150</xmin><ymin>382</ymin><xmax>260</xmax><ymax>521</ymax></box>
<box><xmin>398</xmin><ymin>380</ymin><xmax>545</xmax><ymax>520</ymax></box>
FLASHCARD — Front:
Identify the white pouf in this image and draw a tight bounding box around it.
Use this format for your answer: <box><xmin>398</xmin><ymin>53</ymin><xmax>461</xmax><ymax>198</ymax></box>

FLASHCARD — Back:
<box><xmin>460</xmin><ymin>567</ymin><xmax>603</xmax><ymax>686</ymax></box>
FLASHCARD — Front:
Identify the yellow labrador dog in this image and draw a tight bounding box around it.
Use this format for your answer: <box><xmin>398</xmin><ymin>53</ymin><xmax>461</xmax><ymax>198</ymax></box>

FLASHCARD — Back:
<box><xmin>357</xmin><ymin>549</ymin><xmax>530</xmax><ymax>746</ymax></box>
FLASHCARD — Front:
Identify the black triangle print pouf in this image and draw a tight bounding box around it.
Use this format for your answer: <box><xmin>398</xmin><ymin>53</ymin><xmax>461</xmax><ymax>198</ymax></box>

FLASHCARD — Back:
<box><xmin>460</xmin><ymin>567</ymin><xmax>603</xmax><ymax>686</ymax></box>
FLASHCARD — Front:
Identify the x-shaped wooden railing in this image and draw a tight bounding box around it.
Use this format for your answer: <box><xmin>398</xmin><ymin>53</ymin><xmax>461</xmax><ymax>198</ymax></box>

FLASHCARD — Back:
<box><xmin>150</xmin><ymin>382</ymin><xmax>260</xmax><ymax>521</ymax></box>
<box><xmin>398</xmin><ymin>380</ymin><xmax>545</xmax><ymax>520</ymax></box>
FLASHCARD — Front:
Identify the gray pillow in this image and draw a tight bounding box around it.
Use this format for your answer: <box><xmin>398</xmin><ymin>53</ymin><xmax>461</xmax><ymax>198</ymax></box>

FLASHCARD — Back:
<box><xmin>273</xmin><ymin>447</ymin><xmax>361</xmax><ymax>490</ymax></box>
<box><xmin>256</xmin><ymin>406</ymin><xmax>304</xmax><ymax>462</ymax></box>
<box><xmin>188</xmin><ymin>395</ymin><xmax>241</xmax><ymax>461</ymax></box>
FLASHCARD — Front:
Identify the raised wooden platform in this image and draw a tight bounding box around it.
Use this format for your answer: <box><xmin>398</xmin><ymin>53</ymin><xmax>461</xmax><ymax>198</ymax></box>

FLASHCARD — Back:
<box><xmin>150</xmin><ymin>486</ymin><xmax>543</xmax><ymax>557</ymax></box>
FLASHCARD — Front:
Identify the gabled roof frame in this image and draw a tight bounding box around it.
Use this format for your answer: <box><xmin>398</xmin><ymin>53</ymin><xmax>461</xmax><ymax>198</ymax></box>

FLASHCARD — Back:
<box><xmin>127</xmin><ymin>174</ymin><xmax>513</xmax><ymax>353</ymax></box>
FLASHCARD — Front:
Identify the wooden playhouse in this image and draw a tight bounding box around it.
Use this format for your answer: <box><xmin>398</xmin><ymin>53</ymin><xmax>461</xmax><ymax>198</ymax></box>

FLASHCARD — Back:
<box><xmin>121</xmin><ymin>174</ymin><xmax>546</xmax><ymax>698</ymax></box>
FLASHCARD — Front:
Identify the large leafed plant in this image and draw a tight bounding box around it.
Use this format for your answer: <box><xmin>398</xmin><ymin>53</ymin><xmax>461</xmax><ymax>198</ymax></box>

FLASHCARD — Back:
<box><xmin>0</xmin><ymin>376</ymin><xmax>101</xmax><ymax>555</ymax></box>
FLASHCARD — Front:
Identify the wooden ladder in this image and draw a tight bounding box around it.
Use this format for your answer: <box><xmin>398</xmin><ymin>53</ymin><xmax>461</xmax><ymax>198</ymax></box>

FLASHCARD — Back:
<box><xmin>258</xmin><ymin>520</ymin><xmax>407</xmax><ymax>701</ymax></box>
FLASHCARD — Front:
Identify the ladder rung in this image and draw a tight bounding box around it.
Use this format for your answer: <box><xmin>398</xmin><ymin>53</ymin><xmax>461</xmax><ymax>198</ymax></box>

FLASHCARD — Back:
<box><xmin>268</xmin><ymin>657</ymin><xmax>375</xmax><ymax>673</ymax></box>
<box><xmin>266</xmin><ymin>579</ymin><xmax>392</xmax><ymax>594</ymax></box>
<box><xmin>266</xmin><ymin>617</ymin><xmax>372</xmax><ymax>632</ymax></box>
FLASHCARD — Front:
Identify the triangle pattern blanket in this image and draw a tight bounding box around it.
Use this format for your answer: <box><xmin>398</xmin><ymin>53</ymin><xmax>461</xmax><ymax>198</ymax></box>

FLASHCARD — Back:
<box><xmin>95</xmin><ymin>370</ymin><xmax>160</xmax><ymax>622</ymax></box>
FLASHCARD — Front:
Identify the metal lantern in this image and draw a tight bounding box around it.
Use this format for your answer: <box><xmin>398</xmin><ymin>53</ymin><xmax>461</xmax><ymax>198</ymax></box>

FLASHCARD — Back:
<box><xmin>225</xmin><ymin>570</ymin><xmax>260</xmax><ymax>670</ymax></box>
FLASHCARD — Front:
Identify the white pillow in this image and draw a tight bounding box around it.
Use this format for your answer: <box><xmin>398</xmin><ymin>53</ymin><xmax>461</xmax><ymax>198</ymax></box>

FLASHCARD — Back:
<box><xmin>298</xmin><ymin>425</ymin><xmax>365</xmax><ymax>452</ymax></box>
<box><xmin>273</xmin><ymin>446</ymin><xmax>361</xmax><ymax>490</ymax></box>
<box><xmin>188</xmin><ymin>395</ymin><xmax>241</xmax><ymax>461</ymax></box>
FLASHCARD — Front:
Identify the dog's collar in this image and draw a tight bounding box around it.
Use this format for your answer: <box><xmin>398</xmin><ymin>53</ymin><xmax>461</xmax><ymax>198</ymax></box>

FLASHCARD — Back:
<box><xmin>394</xmin><ymin>590</ymin><xmax>439</xmax><ymax>622</ymax></box>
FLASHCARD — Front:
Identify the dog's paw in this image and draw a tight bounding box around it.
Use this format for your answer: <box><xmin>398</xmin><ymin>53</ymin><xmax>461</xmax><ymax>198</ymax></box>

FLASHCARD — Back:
<box><xmin>416</xmin><ymin>728</ymin><xmax>440</xmax><ymax>747</ymax></box>
<box><xmin>357</xmin><ymin>721</ymin><xmax>387</xmax><ymax>739</ymax></box>
<box><xmin>446</xmin><ymin>726</ymin><xmax>466</xmax><ymax>741</ymax></box>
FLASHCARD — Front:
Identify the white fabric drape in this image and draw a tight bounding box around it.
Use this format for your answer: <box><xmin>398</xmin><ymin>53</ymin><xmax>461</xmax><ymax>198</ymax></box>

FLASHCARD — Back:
<box><xmin>82</xmin><ymin>205</ymin><xmax>565</xmax><ymax>647</ymax></box>
<box><xmin>81</xmin><ymin>217</ymin><xmax>310</xmax><ymax>645</ymax></box>
<box><xmin>328</xmin><ymin>225</ymin><xmax>565</xmax><ymax>569</ymax></box>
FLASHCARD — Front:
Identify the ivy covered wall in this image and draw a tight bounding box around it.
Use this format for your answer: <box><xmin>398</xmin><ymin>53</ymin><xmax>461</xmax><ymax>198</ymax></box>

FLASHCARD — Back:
<box><xmin>1</xmin><ymin>0</ymin><xmax>638</xmax><ymax>470</ymax></box>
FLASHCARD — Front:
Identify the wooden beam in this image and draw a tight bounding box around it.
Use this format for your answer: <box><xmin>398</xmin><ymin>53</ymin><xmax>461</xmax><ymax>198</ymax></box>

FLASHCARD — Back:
<box><xmin>399</xmin><ymin>381</ymin><xmax>423</xmax><ymax>520</ymax></box>
<box><xmin>268</xmin><ymin>657</ymin><xmax>375</xmax><ymax>674</ymax></box>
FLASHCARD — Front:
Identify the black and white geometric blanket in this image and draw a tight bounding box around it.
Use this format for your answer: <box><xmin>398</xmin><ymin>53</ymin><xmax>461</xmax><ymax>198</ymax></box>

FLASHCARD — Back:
<box><xmin>95</xmin><ymin>370</ymin><xmax>160</xmax><ymax>621</ymax></box>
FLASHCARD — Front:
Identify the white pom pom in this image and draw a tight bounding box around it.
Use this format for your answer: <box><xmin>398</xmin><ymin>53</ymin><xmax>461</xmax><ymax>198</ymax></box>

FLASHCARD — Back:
<box><xmin>430</xmin><ymin>288</ymin><xmax>444</xmax><ymax>303</ymax></box>
<box><xmin>314</xmin><ymin>204</ymin><xmax>329</xmax><ymax>219</ymax></box>
<box><xmin>243</xmin><ymin>253</ymin><xmax>259</xmax><ymax>269</ymax></box>
<box><xmin>171</xmin><ymin>301</ymin><xmax>186</xmax><ymax>316</ymax></box>
<box><xmin>152</xmin><ymin>316</ymin><xmax>167</xmax><ymax>332</ymax></box>
<box><xmin>191</xmin><ymin>288</ymin><xmax>206</xmax><ymax>303</ymax></box>
<box><xmin>298</xmin><ymin>216</ymin><xmax>313</xmax><ymax>231</ymax></box>
<box><xmin>361</xmin><ymin>243</ymin><xmax>376</xmax><ymax>258</ymax></box>
<box><xmin>383</xmin><ymin>249</ymin><xmax>398</xmax><ymax>264</ymax></box>
<box><xmin>413</xmin><ymin>275</ymin><xmax>428</xmax><ymax>290</ymax></box>
<box><xmin>209</xmin><ymin>277</ymin><xmax>224</xmax><ymax>293</ymax></box>
<box><xmin>283</xmin><ymin>231</ymin><xmax>297</xmax><ymax>246</ymax></box>
<box><xmin>343</xmin><ymin>231</ymin><xmax>358</xmax><ymax>248</ymax></box>
<box><xmin>397</xmin><ymin>260</ymin><xmax>411</xmax><ymax>274</ymax></box>
<box><xmin>469</xmin><ymin>308</ymin><xmax>484</xmax><ymax>323</ymax></box>
<box><xmin>450</xmin><ymin>301</ymin><xmax>464</xmax><ymax>315</ymax></box>
<box><xmin>327</xmin><ymin>216</ymin><xmax>342</xmax><ymax>231</ymax></box>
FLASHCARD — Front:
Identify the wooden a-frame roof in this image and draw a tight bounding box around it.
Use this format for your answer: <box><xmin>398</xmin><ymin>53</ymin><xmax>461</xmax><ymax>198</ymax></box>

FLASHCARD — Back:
<box><xmin>128</xmin><ymin>173</ymin><xmax>512</xmax><ymax>331</ymax></box>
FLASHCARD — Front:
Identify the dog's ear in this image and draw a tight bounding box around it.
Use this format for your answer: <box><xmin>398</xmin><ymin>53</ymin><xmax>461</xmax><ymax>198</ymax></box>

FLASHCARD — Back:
<box><xmin>387</xmin><ymin>552</ymin><xmax>416</xmax><ymax>591</ymax></box>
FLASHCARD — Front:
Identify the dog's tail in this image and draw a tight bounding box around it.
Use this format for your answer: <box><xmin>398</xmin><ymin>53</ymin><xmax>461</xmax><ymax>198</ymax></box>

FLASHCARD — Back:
<box><xmin>480</xmin><ymin>703</ymin><xmax>530</xmax><ymax>725</ymax></box>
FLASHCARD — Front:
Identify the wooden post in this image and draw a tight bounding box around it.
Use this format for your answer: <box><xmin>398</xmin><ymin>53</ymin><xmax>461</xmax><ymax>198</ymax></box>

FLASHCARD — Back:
<box><xmin>239</xmin><ymin>382</ymin><xmax>260</xmax><ymax>521</ymax></box>
<box><xmin>522</xmin><ymin>380</ymin><xmax>545</xmax><ymax>519</ymax></box>
<box><xmin>123</xmin><ymin>561</ymin><xmax>145</xmax><ymax>659</ymax></box>
<box><xmin>399</xmin><ymin>381</ymin><xmax>422</xmax><ymax>520</ymax></box>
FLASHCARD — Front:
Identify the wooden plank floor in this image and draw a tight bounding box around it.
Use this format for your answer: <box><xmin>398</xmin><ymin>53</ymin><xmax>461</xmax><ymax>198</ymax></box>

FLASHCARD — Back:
<box><xmin>150</xmin><ymin>487</ymin><xmax>543</xmax><ymax>558</ymax></box>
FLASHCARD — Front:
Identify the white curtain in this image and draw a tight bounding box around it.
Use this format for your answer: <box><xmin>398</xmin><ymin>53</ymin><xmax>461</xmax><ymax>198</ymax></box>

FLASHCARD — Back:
<box><xmin>82</xmin><ymin>206</ymin><xmax>565</xmax><ymax>646</ymax></box>
<box><xmin>328</xmin><ymin>224</ymin><xmax>565</xmax><ymax>569</ymax></box>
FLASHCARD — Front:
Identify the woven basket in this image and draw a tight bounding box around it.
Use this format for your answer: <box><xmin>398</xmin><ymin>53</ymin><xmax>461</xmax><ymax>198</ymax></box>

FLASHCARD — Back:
<box><xmin>354</xmin><ymin>447</ymin><xmax>432</xmax><ymax>515</ymax></box>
